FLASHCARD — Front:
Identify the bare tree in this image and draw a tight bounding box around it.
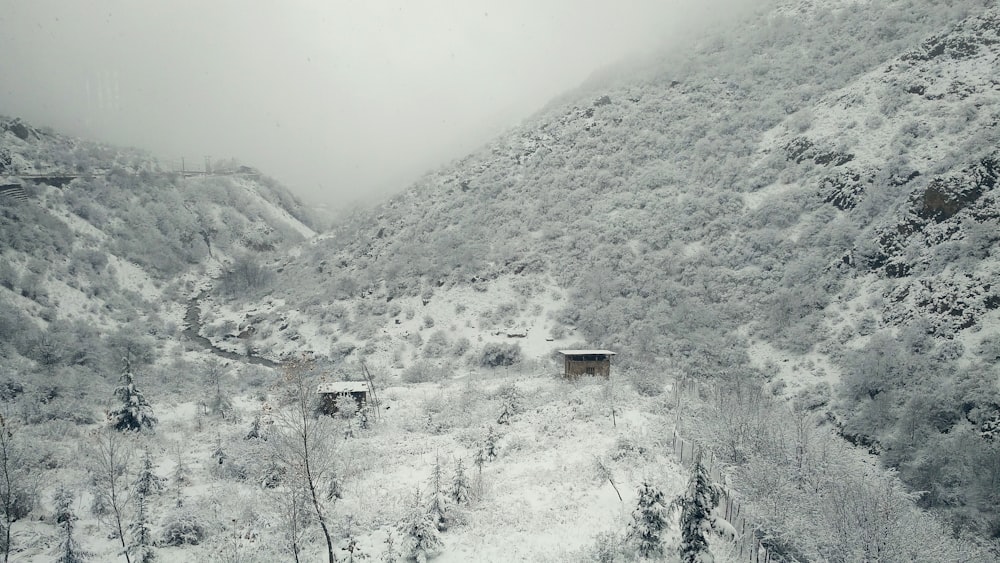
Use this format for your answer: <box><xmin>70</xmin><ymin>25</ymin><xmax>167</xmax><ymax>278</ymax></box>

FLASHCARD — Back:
<box><xmin>592</xmin><ymin>456</ymin><xmax>623</xmax><ymax>502</ymax></box>
<box><xmin>0</xmin><ymin>412</ymin><xmax>26</xmax><ymax>563</ymax></box>
<box><xmin>272</xmin><ymin>358</ymin><xmax>339</xmax><ymax>563</ymax></box>
<box><xmin>91</xmin><ymin>427</ymin><xmax>134</xmax><ymax>563</ymax></box>
<box><xmin>270</xmin><ymin>484</ymin><xmax>310</xmax><ymax>563</ymax></box>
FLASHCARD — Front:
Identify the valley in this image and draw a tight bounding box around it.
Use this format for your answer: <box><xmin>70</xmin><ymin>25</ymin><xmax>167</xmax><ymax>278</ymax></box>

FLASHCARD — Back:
<box><xmin>1</xmin><ymin>0</ymin><xmax>1000</xmax><ymax>561</ymax></box>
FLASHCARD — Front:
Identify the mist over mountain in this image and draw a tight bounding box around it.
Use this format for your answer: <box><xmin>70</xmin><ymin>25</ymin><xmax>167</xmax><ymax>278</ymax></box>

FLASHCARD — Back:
<box><xmin>2</xmin><ymin>0</ymin><xmax>999</xmax><ymax>560</ymax></box>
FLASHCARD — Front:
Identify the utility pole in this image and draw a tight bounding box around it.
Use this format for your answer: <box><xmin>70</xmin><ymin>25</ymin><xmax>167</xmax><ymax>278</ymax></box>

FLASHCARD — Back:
<box><xmin>205</xmin><ymin>155</ymin><xmax>212</xmax><ymax>174</ymax></box>
<box><xmin>181</xmin><ymin>157</ymin><xmax>186</xmax><ymax>175</ymax></box>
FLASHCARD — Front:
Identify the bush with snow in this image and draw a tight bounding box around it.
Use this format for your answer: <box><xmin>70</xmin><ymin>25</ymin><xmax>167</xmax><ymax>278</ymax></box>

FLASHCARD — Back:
<box><xmin>477</xmin><ymin>342</ymin><xmax>521</xmax><ymax>368</ymax></box>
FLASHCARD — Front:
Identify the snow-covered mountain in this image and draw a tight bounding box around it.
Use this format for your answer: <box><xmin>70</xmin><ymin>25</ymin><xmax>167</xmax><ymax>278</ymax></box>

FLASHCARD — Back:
<box><xmin>0</xmin><ymin>114</ymin><xmax>317</xmax><ymax>402</ymax></box>
<box><xmin>205</xmin><ymin>0</ymin><xmax>1000</xmax><ymax>541</ymax></box>
<box><xmin>2</xmin><ymin>0</ymin><xmax>999</xmax><ymax>559</ymax></box>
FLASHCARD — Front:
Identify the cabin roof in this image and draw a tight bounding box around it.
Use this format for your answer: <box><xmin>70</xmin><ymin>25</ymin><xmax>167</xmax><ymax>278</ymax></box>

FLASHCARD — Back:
<box><xmin>316</xmin><ymin>381</ymin><xmax>370</xmax><ymax>394</ymax></box>
<box><xmin>558</xmin><ymin>350</ymin><xmax>616</xmax><ymax>356</ymax></box>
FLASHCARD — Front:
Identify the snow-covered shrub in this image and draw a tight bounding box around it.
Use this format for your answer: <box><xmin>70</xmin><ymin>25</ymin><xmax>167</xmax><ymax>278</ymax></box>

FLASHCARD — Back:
<box><xmin>495</xmin><ymin>383</ymin><xmax>521</xmax><ymax>425</ymax></box>
<box><xmin>329</xmin><ymin>342</ymin><xmax>356</xmax><ymax>363</ymax></box>
<box><xmin>792</xmin><ymin>382</ymin><xmax>831</xmax><ymax>412</ymax></box>
<box><xmin>628</xmin><ymin>370</ymin><xmax>663</xmax><ymax>397</ymax></box>
<box><xmin>450</xmin><ymin>337</ymin><xmax>470</xmax><ymax>358</ymax></box>
<box><xmin>477</xmin><ymin>342</ymin><xmax>521</xmax><ymax>368</ymax></box>
<box><xmin>422</xmin><ymin>330</ymin><xmax>450</xmax><ymax>358</ymax></box>
<box><xmin>609</xmin><ymin>435</ymin><xmax>648</xmax><ymax>462</ymax></box>
<box><xmin>402</xmin><ymin>361</ymin><xmax>449</xmax><ymax>384</ymax></box>
<box><xmin>161</xmin><ymin>510</ymin><xmax>206</xmax><ymax>546</ymax></box>
<box><xmin>588</xmin><ymin>530</ymin><xmax>626</xmax><ymax>563</ymax></box>
<box><xmin>406</xmin><ymin>331</ymin><xmax>423</xmax><ymax>348</ymax></box>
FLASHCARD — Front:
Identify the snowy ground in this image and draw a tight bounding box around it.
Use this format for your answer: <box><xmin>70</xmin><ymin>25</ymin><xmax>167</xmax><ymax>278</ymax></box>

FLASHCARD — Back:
<box><xmin>198</xmin><ymin>272</ymin><xmax>581</xmax><ymax>373</ymax></box>
<box><xmin>17</xmin><ymin>364</ymin><xmax>690</xmax><ymax>562</ymax></box>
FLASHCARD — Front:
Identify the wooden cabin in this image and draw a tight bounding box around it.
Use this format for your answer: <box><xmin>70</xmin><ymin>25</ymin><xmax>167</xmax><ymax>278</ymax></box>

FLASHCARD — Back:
<box><xmin>316</xmin><ymin>381</ymin><xmax>370</xmax><ymax>415</ymax></box>
<box><xmin>558</xmin><ymin>350</ymin><xmax>616</xmax><ymax>378</ymax></box>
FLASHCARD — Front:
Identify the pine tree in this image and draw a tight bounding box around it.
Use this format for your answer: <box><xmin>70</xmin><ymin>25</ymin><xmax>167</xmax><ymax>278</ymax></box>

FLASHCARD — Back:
<box><xmin>130</xmin><ymin>451</ymin><xmax>161</xmax><ymax>563</ymax></box>
<box><xmin>678</xmin><ymin>458</ymin><xmax>719</xmax><ymax>563</ymax></box>
<box><xmin>129</xmin><ymin>492</ymin><xmax>155</xmax><ymax>563</ymax></box>
<box><xmin>170</xmin><ymin>444</ymin><xmax>190</xmax><ymax>507</ymax></box>
<box><xmin>108</xmin><ymin>357</ymin><xmax>157</xmax><ymax>433</ymax></box>
<box><xmin>450</xmin><ymin>458</ymin><xmax>470</xmax><ymax>505</ymax></box>
<box><xmin>483</xmin><ymin>426</ymin><xmax>498</xmax><ymax>462</ymax></box>
<box><xmin>398</xmin><ymin>488</ymin><xmax>441</xmax><ymax>563</ymax></box>
<box><xmin>134</xmin><ymin>451</ymin><xmax>164</xmax><ymax>497</ymax></box>
<box><xmin>425</xmin><ymin>454</ymin><xmax>450</xmax><ymax>531</ymax></box>
<box><xmin>381</xmin><ymin>532</ymin><xmax>399</xmax><ymax>563</ymax></box>
<box><xmin>53</xmin><ymin>487</ymin><xmax>88</xmax><ymax>563</ymax></box>
<box><xmin>626</xmin><ymin>481</ymin><xmax>669</xmax><ymax>559</ymax></box>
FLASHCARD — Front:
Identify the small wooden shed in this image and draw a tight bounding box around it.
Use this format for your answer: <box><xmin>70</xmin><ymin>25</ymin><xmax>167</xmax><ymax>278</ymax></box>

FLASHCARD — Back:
<box><xmin>558</xmin><ymin>350</ymin><xmax>616</xmax><ymax>378</ymax></box>
<box><xmin>317</xmin><ymin>381</ymin><xmax>370</xmax><ymax>415</ymax></box>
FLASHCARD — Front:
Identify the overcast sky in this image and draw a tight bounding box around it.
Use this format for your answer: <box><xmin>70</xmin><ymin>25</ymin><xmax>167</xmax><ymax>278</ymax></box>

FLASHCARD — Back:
<box><xmin>0</xmin><ymin>0</ymin><xmax>756</xmax><ymax>207</ymax></box>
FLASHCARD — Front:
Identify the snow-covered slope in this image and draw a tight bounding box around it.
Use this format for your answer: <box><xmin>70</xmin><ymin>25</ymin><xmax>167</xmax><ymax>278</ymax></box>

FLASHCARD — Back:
<box><xmin>204</xmin><ymin>0</ymin><xmax>1000</xmax><ymax>540</ymax></box>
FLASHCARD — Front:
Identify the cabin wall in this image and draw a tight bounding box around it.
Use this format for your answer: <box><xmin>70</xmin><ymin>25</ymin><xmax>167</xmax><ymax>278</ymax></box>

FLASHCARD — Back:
<box><xmin>319</xmin><ymin>391</ymin><xmax>367</xmax><ymax>415</ymax></box>
<box><xmin>564</xmin><ymin>358</ymin><xmax>611</xmax><ymax>378</ymax></box>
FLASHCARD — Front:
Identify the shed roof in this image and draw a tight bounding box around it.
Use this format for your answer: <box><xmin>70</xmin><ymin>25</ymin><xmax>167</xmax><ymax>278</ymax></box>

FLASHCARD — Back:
<box><xmin>316</xmin><ymin>381</ymin><xmax>370</xmax><ymax>394</ymax></box>
<box><xmin>558</xmin><ymin>350</ymin><xmax>616</xmax><ymax>356</ymax></box>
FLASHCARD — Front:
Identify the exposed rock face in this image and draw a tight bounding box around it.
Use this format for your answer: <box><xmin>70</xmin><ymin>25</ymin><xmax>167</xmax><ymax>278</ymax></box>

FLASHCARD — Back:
<box><xmin>1</xmin><ymin>118</ymin><xmax>38</xmax><ymax>141</ymax></box>
<box><xmin>919</xmin><ymin>156</ymin><xmax>998</xmax><ymax>222</ymax></box>
<box><xmin>903</xmin><ymin>11</ymin><xmax>1000</xmax><ymax>61</ymax></box>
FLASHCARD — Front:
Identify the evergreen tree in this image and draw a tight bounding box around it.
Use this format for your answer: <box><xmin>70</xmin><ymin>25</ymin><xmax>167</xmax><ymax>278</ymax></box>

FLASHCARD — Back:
<box><xmin>398</xmin><ymin>488</ymin><xmax>441</xmax><ymax>563</ymax></box>
<box><xmin>129</xmin><ymin>492</ymin><xmax>155</xmax><ymax>563</ymax></box>
<box><xmin>425</xmin><ymin>454</ymin><xmax>450</xmax><ymax>531</ymax></box>
<box><xmin>130</xmin><ymin>451</ymin><xmax>161</xmax><ymax>563</ymax></box>
<box><xmin>381</xmin><ymin>532</ymin><xmax>399</xmax><ymax>563</ymax></box>
<box><xmin>450</xmin><ymin>458</ymin><xmax>470</xmax><ymax>505</ymax></box>
<box><xmin>134</xmin><ymin>451</ymin><xmax>164</xmax><ymax>497</ymax></box>
<box><xmin>678</xmin><ymin>458</ymin><xmax>719</xmax><ymax>563</ymax></box>
<box><xmin>496</xmin><ymin>384</ymin><xmax>520</xmax><ymax>425</ymax></box>
<box><xmin>170</xmin><ymin>444</ymin><xmax>190</xmax><ymax>507</ymax></box>
<box><xmin>108</xmin><ymin>357</ymin><xmax>157</xmax><ymax>433</ymax></box>
<box><xmin>626</xmin><ymin>481</ymin><xmax>669</xmax><ymax>559</ymax></box>
<box><xmin>482</xmin><ymin>426</ymin><xmax>498</xmax><ymax>462</ymax></box>
<box><xmin>53</xmin><ymin>487</ymin><xmax>88</xmax><ymax>563</ymax></box>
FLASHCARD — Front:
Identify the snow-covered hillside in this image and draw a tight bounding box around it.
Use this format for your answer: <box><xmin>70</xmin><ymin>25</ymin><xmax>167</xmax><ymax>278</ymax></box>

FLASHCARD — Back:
<box><xmin>3</xmin><ymin>0</ymin><xmax>1000</xmax><ymax>560</ymax></box>
<box><xmin>203</xmin><ymin>0</ymin><xmax>1000</xmax><ymax>546</ymax></box>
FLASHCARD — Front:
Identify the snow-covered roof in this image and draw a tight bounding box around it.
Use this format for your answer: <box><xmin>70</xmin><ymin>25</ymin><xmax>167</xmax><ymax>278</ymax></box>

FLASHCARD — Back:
<box><xmin>558</xmin><ymin>350</ymin><xmax>616</xmax><ymax>356</ymax></box>
<box><xmin>316</xmin><ymin>381</ymin><xmax>370</xmax><ymax>394</ymax></box>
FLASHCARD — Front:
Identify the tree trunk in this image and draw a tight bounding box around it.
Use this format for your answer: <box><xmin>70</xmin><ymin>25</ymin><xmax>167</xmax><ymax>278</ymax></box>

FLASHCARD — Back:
<box><xmin>302</xmin><ymin>431</ymin><xmax>336</xmax><ymax>563</ymax></box>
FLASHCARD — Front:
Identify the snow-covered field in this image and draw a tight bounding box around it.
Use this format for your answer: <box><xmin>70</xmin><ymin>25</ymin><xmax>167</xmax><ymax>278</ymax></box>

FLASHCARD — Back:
<box><xmin>18</xmin><ymin>362</ymin><xmax>689</xmax><ymax>562</ymax></box>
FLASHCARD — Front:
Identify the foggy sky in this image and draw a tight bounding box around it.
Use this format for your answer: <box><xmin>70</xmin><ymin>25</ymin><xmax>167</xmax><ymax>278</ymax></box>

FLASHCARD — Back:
<box><xmin>0</xmin><ymin>0</ymin><xmax>756</xmax><ymax>207</ymax></box>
